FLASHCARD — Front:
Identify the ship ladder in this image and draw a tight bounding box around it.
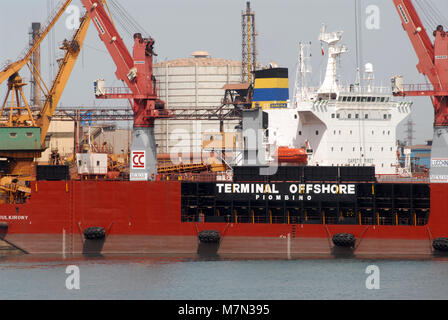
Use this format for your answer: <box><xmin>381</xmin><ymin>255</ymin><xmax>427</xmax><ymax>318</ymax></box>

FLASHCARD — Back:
<box><xmin>324</xmin><ymin>225</ymin><xmax>333</xmax><ymax>249</ymax></box>
<box><xmin>353</xmin><ymin>226</ymin><xmax>369</xmax><ymax>251</ymax></box>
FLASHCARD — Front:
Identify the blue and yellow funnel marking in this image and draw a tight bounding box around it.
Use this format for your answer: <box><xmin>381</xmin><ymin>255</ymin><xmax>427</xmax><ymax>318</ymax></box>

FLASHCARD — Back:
<box><xmin>252</xmin><ymin>68</ymin><xmax>289</xmax><ymax>109</ymax></box>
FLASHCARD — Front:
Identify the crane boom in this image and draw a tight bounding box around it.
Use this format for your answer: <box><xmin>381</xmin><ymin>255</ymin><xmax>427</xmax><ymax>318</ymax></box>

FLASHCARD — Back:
<box><xmin>392</xmin><ymin>0</ymin><xmax>448</xmax><ymax>126</ymax></box>
<box><xmin>0</xmin><ymin>0</ymin><xmax>73</xmax><ymax>85</ymax></box>
<box><xmin>392</xmin><ymin>0</ymin><xmax>448</xmax><ymax>186</ymax></box>
<box><xmin>393</xmin><ymin>0</ymin><xmax>437</xmax><ymax>83</ymax></box>
<box><xmin>37</xmin><ymin>13</ymin><xmax>91</xmax><ymax>147</ymax></box>
<box><xmin>81</xmin><ymin>0</ymin><xmax>137</xmax><ymax>93</ymax></box>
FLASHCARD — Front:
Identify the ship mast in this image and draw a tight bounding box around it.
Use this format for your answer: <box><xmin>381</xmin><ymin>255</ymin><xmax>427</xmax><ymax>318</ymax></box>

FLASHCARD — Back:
<box><xmin>293</xmin><ymin>42</ymin><xmax>312</xmax><ymax>106</ymax></box>
<box><xmin>317</xmin><ymin>24</ymin><xmax>348</xmax><ymax>96</ymax></box>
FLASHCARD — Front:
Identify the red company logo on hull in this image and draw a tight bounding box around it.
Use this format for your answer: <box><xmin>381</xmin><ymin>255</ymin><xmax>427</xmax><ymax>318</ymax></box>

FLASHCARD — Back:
<box><xmin>131</xmin><ymin>151</ymin><xmax>146</xmax><ymax>169</ymax></box>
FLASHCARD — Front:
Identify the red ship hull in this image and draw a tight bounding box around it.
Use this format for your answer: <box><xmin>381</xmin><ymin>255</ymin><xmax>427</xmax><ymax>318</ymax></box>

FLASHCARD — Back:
<box><xmin>1</xmin><ymin>180</ymin><xmax>447</xmax><ymax>258</ymax></box>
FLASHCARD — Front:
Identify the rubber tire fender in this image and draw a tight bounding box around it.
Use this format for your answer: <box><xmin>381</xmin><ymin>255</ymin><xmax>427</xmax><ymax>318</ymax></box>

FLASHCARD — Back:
<box><xmin>433</xmin><ymin>237</ymin><xmax>448</xmax><ymax>252</ymax></box>
<box><xmin>198</xmin><ymin>230</ymin><xmax>220</xmax><ymax>243</ymax></box>
<box><xmin>83</xmin><ymin>226</ymin><xmax>106</xmax><ymax>240</ymax></box>
<box><xmin>332</xmin><ymin>233</ymin><xmax>356</xmax><ymax>247</ymax></box>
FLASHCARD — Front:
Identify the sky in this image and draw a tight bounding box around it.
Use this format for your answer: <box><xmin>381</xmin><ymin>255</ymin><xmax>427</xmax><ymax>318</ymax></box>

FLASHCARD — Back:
<box><xmin>1</xmin><ymin>0</ymin><xmax>448</xmax><ymax>144</ymax></box>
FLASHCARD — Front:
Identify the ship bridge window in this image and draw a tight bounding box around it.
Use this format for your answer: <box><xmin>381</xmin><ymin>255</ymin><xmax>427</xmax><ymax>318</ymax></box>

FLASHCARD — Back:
<box><xmin>331</xmin><ymin>113</ymin><xmax>335</xmax><ymax>118</ymax></box>
<box><xmin>336</xmin><ymin>114</ymin><xmax>340</xmax><ymax>119</ymax></box>
<box><xmin>357</xmin><ymin>97</ymin><xmax>361</xmax><ymax>102</ymax></box>
<box><xmin>362</xmin><ymin>97</ymin><xmax>367</xmax><ymax>102</ymax></box>
<box><xmin>299</xmin><ymin>131</ymin><xmax>302</xmax><ymax>135</ymax></box>
<box><xmin>342</xmin><ymin>97</ymin><xmax>347</xmax><ymax>102</ymax></box>
<box><xmin>355</xmin><ymin>114</ymin><xmax>359</xmax><ymax>119</ymax></box>
<box><xmin>348</xmin><ymin>114</ymin><xmax>352</xmax><ymax>119</ymax></box>
<box><xmin>388</xmin><ymin>114</ymin><xmax>392</xmax><ymax>119</ymax></box>
<box><xmin>365</xmin><ymin>114</ymin><xmax>369</xmax><ymax>119</ymax></box>
<box><xmin>367</xmin><ymin>97</ymin><xmax>372</xmax><ymax>102</ymax></box>
<box><xmin>315</xmin><ymin>130</ymin><xmax>319</xmax><ymax>135</ymax></box>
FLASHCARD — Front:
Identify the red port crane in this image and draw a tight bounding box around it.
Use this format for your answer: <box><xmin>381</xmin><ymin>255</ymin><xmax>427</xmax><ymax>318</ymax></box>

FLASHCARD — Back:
<box><xmin>392</xmin><ymin>0</ymin><xmax>448</xmax><ymax>223</ymax></box>
<box><xmin>392</xmin><ymin>0</ymin><xmax>448</xmax><ymax>127</ymax></box>
<box><xmin>80</xmin><ymin>0</ymin><xmax>169</xmax><ymax>180</ymax></box>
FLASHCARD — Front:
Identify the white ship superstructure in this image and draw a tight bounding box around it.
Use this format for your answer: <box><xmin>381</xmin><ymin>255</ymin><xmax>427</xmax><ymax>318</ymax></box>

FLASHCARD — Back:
<box><xmin>266</xmin><ymin>25</ymin><xmax>412</xmax><ymax>175</ymax></box>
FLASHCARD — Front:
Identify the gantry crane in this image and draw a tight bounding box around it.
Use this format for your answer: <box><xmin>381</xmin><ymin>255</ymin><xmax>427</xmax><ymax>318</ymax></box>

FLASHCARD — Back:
<box><xmin>391</xmin><ymin>0</ymin><xmax>448</xmax><ymax>185</ymax></box>
<box><xmin>0</xmin><ymin>2</ymin><xmax>91</xmax><ymax>203</ymax></box>
<box><xmin>80</xmin><ymin>0</ymin><xmax>169</xmax><ymax>181</ymax></box>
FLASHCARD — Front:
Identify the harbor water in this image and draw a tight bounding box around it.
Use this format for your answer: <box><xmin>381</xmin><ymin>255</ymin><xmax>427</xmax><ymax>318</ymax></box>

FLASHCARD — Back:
<box><xmin>1</xmin><ymin>255</ymin><xmax>447</xmax><ymax>300</ymax></box>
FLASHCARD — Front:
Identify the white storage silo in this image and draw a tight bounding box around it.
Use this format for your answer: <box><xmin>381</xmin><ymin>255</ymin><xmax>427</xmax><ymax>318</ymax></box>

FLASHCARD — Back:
<box><xmin>153</xmin><ymin>51</ymin><xmax>242</xmax><ymax>157</ymax></box>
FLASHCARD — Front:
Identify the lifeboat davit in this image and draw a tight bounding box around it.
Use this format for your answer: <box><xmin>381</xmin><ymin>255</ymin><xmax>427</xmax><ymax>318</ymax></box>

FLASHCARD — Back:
<box><xmin>275</xmin><ymin>146</ymin><xmax>307</xmax><ymax>164</ymax></box>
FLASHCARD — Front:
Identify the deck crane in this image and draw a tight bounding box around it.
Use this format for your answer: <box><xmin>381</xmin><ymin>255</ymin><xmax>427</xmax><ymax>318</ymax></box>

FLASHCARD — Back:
<box><xmin>392</xmin><ymin>0</ymin><xmax>448</xmax><ymax>222</ymax></box>
<box><xmin>0</xmin><ymin>4</ymin><xmax>91</xmax><ymax>203</ymax></box>
<box><xmin>80</xmin><ymin>0</ymin><xmax>170</xmax><ymax>181</ymax></box>
<box><xmin>392</xmin><ymin>1</ymin><xmax>448</xmax><ymax>176</ymax></box>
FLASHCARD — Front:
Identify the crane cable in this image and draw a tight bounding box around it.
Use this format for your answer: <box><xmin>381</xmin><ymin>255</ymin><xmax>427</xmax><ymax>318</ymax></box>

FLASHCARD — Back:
<box><xmin>107</xmin><ymin>0</ymin><xmax>151</xmax><ymax>39</ymax></box>
<box><xmin>414</xmin><ymin>0</ymin><xmax>448</xmax><ymax>36</ymax></box>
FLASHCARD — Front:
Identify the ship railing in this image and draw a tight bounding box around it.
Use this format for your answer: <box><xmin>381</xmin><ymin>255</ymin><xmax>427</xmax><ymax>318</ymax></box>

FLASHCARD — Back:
<box><xmin>99</xmin><ymin>87</ymin><xmax>133</xmax><ymax>95</ymax></box>
<box><xmin>302</xmin><ymin>85</ymin><xmax>393</xmax><ymax>96</ymax></box>
<box><xmin>376</xmin><ymin>174</ymin><xmax>429</xmax><ymax>183</ymax></box>
<box><xmin>158</xmin><ymin>173</ymin><xmax>219</xmax><ymax>182</ymax></box>
<box><xmin>180</xmin><ymin>214</ymin><xmax>428</xmax><ymax>226</ymax></box>
<box><xmin>338</xmin><ymin>85</ymin><xmax>392</xmax><ymax>95</ymax></box>
<box><xmin>394</xmin><ymin>83</ymin><xmax>442</xmax><ymax>93</ymax></box>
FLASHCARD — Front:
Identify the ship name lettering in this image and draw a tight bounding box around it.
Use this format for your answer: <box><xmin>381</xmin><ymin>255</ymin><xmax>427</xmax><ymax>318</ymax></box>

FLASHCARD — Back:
<box><xmin>217</xmin><ymin>183</ymin><xmax>279</xmax><ymax>194</ymax></box>
<box><xmin>0</xmin><ymin>215</ymin><xmax>28</xmax><ymax>221</ymax></box>
<box><xmin>289</xmin><ymin>184</ymin><xmax>355</xmax><ymax>195</ymax></box>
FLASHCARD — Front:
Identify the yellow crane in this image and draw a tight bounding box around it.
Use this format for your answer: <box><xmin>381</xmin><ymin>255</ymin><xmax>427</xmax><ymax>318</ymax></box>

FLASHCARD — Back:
<box><xmin>0</xmin><ymin>3</ymin><xmax>91</xmax><ymax>203</ymax></box>
<box><xmin>0</xmin><ymin>0</ymin><xmax>74</xmax><ymax>85</ymax></box>
<box><xmin>0</xmin><ymin>11</ymin><xmax>90</xmax><ymax>168</ymax></box>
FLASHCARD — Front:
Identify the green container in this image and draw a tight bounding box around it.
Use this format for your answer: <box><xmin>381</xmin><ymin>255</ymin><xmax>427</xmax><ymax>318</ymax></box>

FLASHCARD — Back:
<box><xmin>0</xmin><ymin>127</ymin><xmax>41</xmax><ymax>151</ymax></box>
